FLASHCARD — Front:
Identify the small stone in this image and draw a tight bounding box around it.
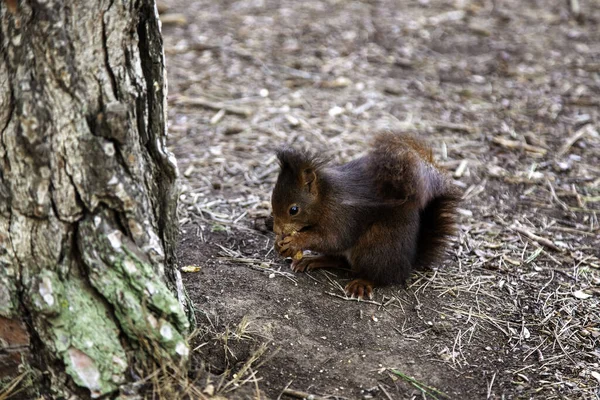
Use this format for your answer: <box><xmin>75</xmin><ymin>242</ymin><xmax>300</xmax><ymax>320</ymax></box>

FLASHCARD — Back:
<box><xmin>203</xmin><ymin>384</ymin><xmax>215</xmax><ymax>396</ymax></box>
<box><xmin>328</xmin><ymin>106</ymin><xmax>345</xmax><ymax>117</ymax></box>
<box><xmin>573</xmin><ymin>290</ymin><xmax>592</xmax><ymax>299</ymax></box>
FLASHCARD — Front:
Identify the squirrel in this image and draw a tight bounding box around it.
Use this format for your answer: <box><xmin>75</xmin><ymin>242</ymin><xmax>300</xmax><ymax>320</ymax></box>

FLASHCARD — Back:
<box><xmin>271</xmin><ymin>131</ymin><xmax>461</xmax><ymax>299</ymax></box>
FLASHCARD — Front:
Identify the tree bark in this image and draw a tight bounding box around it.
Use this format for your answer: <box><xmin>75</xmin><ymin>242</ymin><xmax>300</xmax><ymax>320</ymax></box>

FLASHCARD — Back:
<box><xmin>0</xmin><ymin>1</ymin><xmax>190</xmax><ymax>397</ymax></box>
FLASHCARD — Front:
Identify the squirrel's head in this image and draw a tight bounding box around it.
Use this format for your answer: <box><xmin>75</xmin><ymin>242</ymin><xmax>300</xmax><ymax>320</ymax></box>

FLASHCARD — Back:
<box><xmin>271</xmin><ymin>147</ymin><xmax>327</xmax><ymax>237</ymax></box>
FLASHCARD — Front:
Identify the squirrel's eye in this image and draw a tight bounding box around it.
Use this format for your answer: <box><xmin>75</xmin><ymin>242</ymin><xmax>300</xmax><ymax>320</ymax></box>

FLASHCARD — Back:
<box><xmin>289</xmin><ymin>206</ymin><xmax>299</xmax><ymax>216</ymax></box>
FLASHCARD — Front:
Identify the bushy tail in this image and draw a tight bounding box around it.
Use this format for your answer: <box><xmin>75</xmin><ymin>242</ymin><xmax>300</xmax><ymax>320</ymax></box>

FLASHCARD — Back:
<box><xmin>416</xmin><ymin>188</ymin><xmax>461</xmax><ymax>269</ymax></box>
<box><xmin>370</xmin><ymin>132</ymin><xmax>447</xmax><ymax>209</ymax></box>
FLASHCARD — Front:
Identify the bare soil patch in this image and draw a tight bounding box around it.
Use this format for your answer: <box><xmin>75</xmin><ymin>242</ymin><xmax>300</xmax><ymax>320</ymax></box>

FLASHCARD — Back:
<box><xmin>161</xmin><ymin>0</ymin><xmax>600</xmax><ymax>398</ymax></box>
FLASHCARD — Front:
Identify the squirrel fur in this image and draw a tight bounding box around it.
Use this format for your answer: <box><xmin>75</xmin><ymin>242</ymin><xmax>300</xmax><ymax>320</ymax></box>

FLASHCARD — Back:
<box><xmin>271</xmin><ymin>131</ymin><xmax>461</xmax><ymax>299</ymax></box>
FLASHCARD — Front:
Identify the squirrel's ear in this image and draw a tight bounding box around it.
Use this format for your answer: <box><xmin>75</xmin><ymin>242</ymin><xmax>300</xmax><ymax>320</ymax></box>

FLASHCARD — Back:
<box><xmin>276</xmin><ymin>147</ymin><xmax>325</xmax><ymax>195</ymax></box>
<box><xmin>301</xmin><ymin>168</ymin><xmax>318</xmax><ymax>195</ymax></box>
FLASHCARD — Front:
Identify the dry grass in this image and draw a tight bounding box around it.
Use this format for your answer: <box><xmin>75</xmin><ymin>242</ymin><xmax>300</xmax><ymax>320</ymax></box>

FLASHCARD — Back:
<box><xmin>0</xmin><ymin>368</ymin><xmax>33</xmax><ymax>400</ymax></box>
<box><xmin>126</xmin><ymin>314</ymin><xmax>272</xmax><ymax>399</ymax></box>
<box><xmin>189</xmin><ymin>312</ymin><xmax>276</xmax><ymax>399</ymax></box>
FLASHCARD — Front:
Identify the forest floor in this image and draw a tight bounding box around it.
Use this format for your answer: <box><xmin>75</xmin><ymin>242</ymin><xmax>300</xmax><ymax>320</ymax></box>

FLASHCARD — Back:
<box><xmin>160</xmin><ymin>0</ymin><xmax>600</xmax><ymax>399</ymax></box>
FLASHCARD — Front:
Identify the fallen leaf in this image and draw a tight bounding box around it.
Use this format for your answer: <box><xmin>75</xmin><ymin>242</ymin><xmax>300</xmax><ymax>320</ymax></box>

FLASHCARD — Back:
<box><xmin>181</xmin><ymin>265</ymin><xmax>201</xmax><ymax>273</ymax></box>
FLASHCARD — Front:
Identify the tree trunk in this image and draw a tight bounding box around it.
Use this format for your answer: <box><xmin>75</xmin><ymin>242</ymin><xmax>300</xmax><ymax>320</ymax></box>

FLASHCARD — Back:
<box><xmin>0</xmin><ymin>1</ymin><xmax>191</xmax><ymax>397</ymax></box>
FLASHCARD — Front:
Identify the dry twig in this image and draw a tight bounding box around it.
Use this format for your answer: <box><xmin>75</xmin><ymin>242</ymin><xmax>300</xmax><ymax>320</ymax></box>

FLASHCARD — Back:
<box><xmin>511</xmin><ymin>225</ymin><xmax>563</xmax><ymax>252</ymax></box>
<box><xmin>173</xmin><ymin>95</ymin><xmax>253</xmax><ymax>116</ymax></box>
<box><xmin>492</xmin><ymin>136</ymin><xmax>547</xmax><ymax>155</ymax></box>
<box><xmin>558</xmin><ymin>124</ymin><xmax>595</xmax><ymax>157</ymax></box>
<box><xmin>282</xmin><ymin>388</ymin><xmax>328</xmax><ymax>400</ymax></box>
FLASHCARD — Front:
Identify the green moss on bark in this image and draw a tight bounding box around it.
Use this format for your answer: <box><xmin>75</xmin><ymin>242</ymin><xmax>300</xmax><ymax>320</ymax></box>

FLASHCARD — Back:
<box><xmin>27</xmin><ymin>271</ymin><xmax>127</xmax><ymax>398</ymax></box>
<box><xmin>78</xmin><ymin>211</ymin><xmax>190</xmax><ymax>364</ymax></box>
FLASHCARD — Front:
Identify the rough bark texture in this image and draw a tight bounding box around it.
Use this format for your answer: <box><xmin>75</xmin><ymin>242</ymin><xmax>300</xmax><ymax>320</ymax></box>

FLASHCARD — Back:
<box><xmin>0</xmin><ymin>1</ymin><xmax>190</xmax><ymax>397</ymax></box>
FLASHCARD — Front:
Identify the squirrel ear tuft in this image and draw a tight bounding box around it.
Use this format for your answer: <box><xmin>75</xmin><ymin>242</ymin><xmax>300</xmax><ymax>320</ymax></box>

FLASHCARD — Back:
<box><xmin>276</xmin><ymin>147</ymin><xmax>327</xmax><ymax>186</ymax></box>
<box><xmin>276</xmin><ymin>147</ymin><xmax>304</xmax><ymax>171</ymax></box>
<box><xmin>276</xmin><ymin>147</ymin><xmax>319</xmax><ymax>195</ymax></box>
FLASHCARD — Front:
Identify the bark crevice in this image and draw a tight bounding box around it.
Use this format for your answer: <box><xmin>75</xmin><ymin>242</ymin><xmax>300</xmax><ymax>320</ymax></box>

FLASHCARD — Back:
<box><xmin>101</xmin><ymin>0</ymin><xmax>119</xmax><ymax>101</ymax></box>
<box><xmin>0</xmin><ymin>61</ymin><xmax>13</xmax><ymax>139</ymax></box>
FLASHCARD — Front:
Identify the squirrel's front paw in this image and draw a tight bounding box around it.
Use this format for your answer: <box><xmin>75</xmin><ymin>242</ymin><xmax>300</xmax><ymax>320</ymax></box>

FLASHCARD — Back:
<box><xmin>276</xmin><ymin>235</ymin><xmax>301</xmax><ymax>258</ymax></box>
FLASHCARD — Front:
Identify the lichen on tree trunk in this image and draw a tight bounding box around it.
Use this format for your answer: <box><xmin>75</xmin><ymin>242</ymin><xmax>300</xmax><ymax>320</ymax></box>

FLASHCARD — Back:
<box><xmin>0</xmin><ymin>1</ymin><xmax>190</xmax><ymax>397</ymax></box>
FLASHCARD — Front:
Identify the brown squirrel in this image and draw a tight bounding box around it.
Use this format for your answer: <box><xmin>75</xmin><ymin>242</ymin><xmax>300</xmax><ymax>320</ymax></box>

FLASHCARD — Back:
<box><xmin>271</xmin><ymin>131</ymin><xmax>461</xmax><ymax>299</ymax></box>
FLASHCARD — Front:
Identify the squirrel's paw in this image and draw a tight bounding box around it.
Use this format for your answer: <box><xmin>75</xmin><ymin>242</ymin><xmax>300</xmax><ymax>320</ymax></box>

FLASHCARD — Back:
<box><xmin>276</xmin><ymin>236</ymin><xmax>300</xmax><ymax>258</ymax></box>
<box><xmin>291</xmin><ymin>258</ymin><xmax>308</xmax><ymax>272</ymax></box>
<box><xmin>344</xmin><ymin>279</ymin><xmax>374</xmax><ymax>300</ymax></box>
<box><xmin>291</xmin><ymin>255</ymin><xmax>344</xmax><ymax>273</ymax></box>
<box><xmin>291</xmin><ymin>256</ymin><xmax>320</xmax><ymax>272</ymax></box>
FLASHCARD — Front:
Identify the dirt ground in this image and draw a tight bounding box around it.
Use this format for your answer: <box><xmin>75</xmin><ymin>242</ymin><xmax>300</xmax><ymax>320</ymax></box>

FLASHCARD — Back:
<box><xmin>160</xmin><ymin>0</ymin><xmax>600</xmax><ymax>398</ymax></box>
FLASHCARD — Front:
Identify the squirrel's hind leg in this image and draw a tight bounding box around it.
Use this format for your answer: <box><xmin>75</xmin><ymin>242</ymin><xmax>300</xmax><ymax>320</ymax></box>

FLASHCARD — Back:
<box><xmin>291</xmin><ymin>255</ymin><xmax>349</xmax><ymax>273</ymax></box>
<box><xmin>348</xmin><ymin>224</ymin><xmax>417</xmax><ymax>287</ymax></box>
<box><xmin>344</xmin><ymin>279</ymin><xmax>374</xmax><ymax>300</ymax></box>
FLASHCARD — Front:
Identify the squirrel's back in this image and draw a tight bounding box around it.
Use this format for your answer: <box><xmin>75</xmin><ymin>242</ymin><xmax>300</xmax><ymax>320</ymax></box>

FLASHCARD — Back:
<box><xmin>368</xmin><ymin>132</ymin><xmax>461</xmax><ymax>269</ymax></box>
